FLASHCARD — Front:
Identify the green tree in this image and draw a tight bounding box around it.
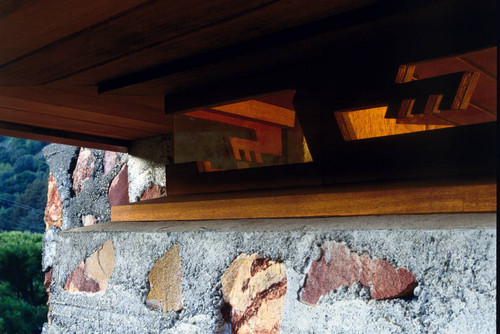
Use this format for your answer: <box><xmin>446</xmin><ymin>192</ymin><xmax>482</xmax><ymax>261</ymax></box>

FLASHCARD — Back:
<box><xmin>0</xmin><ymin>231</ymin><xmax>47</xmax><ymax>333</ymax></box>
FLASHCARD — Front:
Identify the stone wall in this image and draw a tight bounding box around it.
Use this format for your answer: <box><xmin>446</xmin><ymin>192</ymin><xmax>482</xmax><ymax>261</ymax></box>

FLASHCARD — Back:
<box><xmin>41</xmin><ymin>139</ymin><xmax>496</xmax><ymax>333</ymax></box>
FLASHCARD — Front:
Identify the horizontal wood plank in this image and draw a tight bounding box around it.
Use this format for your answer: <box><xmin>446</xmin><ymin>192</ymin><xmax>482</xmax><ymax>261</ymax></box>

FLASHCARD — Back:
<box><xmin>99</xmin><ymin>0</ymin><xmax>496</xmax><ymax>97</ymax></box>
<box><xmin>0</xmin><ymin>0</ymin><xmax>147</xmax><ymax>65</ymax></box>
<box><xmin>57</xmin><ymin>0</ymin><xmax>377</xmax><ymax>86</ymax></box>
<box><xmin>0</xmin><ymin>86</ymin><xmax>168</xmax><ymax>124</ymax></box>
<box><xmin>0</xmin><ymin>94</ymin><xmax>171</xmax><ymax>134</ymax></box>
<box><xmin>111</xmin><ymin>176</ymin><xmax>496</xmax><ymax>221</ymax></box>
<box><xmin>0</xmin><ymin>0</ymin><xmax>279</xmax><ymax>85</ymax></box>
<box><xmin>0</xmin><ymin>120</ymin><xmax>129</xmax><ymax>152</ymax></box>
<box><xmin>0</xmin><ymin>106</ymin><xmax>150</xmax><ymax>140</ymax></box>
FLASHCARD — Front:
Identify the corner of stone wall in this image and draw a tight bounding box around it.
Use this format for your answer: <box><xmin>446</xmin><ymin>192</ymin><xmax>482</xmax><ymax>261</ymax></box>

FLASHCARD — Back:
<box><xmin>41</xmin><ymin>136</ymin><xmax>171</xmax><ymax>330</ymax></box>
<box><xmin>127</xmin><ymin>134</ymin><xmax>171</xmax><ymax>202</ymax></box>
<box><xmin>40</xmin><ymin>137</ymin><xmax>496</xmax><ymax>333</ymax></box>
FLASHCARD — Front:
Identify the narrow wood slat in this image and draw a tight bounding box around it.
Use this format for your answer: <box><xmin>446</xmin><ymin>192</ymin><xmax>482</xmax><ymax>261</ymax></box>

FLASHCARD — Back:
<box><xmin>0</xmin><ymin>0</ymin><xmax>147</xmax><ymax>65</ymax></box>
<box><xmin>111</xmin><ymin>177</ymin><xmax>496</xmax><ymax>221</ymax></box>
<box><xmin>0</xmin><ymin>86</ymin><xmax>169</xmax><ymax>124</ymax></box>
<box><xmin>0</xmin><ymin>0</ymin><xmax>276</xmax><ymax>85</ymax></box>
<box><xmin>0</xmin><ymin>106</ymin><xmax>148</xmax><ymax>140</ymax></box>
<box><xmin>212</xmin><ymin>100</ymin><xmax>295</xmax><ymax>127</ymax></box>
<box><xmin>55</xmin><ymin>0</ymin><xmax>376</xmax><ymax>86</ymax></box>
<box><xmin>0</xmin><ymin>94</ymin><xmax>171</xmax><ymax>133</ymax></box>
<box><xmin>0</xmin><ymin>120</ymin><xmax>129</xmax><ymax>152</ymax></box>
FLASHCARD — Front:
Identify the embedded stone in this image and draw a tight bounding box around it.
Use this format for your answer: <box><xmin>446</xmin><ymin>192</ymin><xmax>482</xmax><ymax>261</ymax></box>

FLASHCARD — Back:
<box><xmin>82</xmin><ymin>215</ymin><xmax>96</xmax><ymax>226</ymax></box>
<box><xmin>72</xmin><ymin>148</ymin><xmax>95</xmax><ymax>194</ymax></box>
<box><xmin>64</xmin><ymin>239</ymin><xmax>114</xmax><ymax>293</ymax></box>
<box><xmin>221</xmin><ymin>253</ymin><xmax>287</xmax><ymax>334</ymax></box>
<box><xmin>146</xmin><ymin>244</ymin><xmax>183</xmax><ymax>312</ymax></box>
<box><xmin>44</xmin><ymin>268</ymin><xmax>53</xmax><ymax>295</ymax></box>
<box><xmin>108</xmin><ymin>164</ymin><xmax>129</xmax><ymax>206</ymax></box>
<box><xmin>140</xmin><ymin>184</ymin><xmax>167</xmax><ymax>201</ymax></box>
<box><xmin>103</xmin><ymin>151</ymin><xmax>118</xmax><ymax>175</ymax></box>
<box><xmin>300</xmin><ymin>241</ymin><xmax>417</xmax><ymax>304</ymax></box>
<box><xmin>44</xmin><ymin>172</ymin><xmax>62</xmax><ymax>230</ymax></box>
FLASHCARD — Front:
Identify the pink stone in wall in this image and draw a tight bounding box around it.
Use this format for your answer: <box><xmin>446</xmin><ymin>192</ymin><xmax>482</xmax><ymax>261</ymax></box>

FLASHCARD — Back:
<box><xmin>44</xmin><ymin>172</ymin><xmax>63</xmax><ymax>230</ymax></box>
<box><xmin>300</xmin><ymin>241</ymin><xmax>417</xmax><ymax>304</ymax></box>
<box><xmin>82</xmin><ymin>215</ymin><xmax>97</xmax><ymax>226</ymax></box>
<box><xmin>103</xmin><ymin>151</ymin><xmax>118</xmax><ymax>175</ymax></box>
<box><xmin>108</xmin><ymin>164</ymin><xmax>129</xmax><ymax>206</ymax></box>
<box><xmin>140</xmin><ymin>184</ymin><xmax>167</xmax><ymax>201</ymax></box>
<box><xmin>72</xmin><ymin>148</ymin><xmax>95</xmax><ymax>194</ymax></box>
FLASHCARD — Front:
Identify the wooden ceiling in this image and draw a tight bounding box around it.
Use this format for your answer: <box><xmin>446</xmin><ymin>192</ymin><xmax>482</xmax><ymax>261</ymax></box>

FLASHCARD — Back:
<box><xmin>0</xmin><ymin>0</ymin><xmax>496</xmax><ymax>151</ymax></box>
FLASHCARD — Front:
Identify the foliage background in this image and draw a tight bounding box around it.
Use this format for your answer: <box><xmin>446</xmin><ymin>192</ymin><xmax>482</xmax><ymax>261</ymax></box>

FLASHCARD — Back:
<box><xmin>0</xmin><ymin>232</ymin><xmax>47</xmax><ymax>333</ymax></box>
<box><xmin>0</xmin><ymin>136</ymin><xmax>50</xmax><ymax>333</ymax></box>
<box><xmin>0</xmin><ymin>136</ymin><xmax>49</xmax><ymax>233</ymax></box>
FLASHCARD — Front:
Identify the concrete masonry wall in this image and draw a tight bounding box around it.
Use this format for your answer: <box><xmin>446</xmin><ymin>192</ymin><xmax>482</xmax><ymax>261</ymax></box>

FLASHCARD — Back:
<box><xmin>41</xmin><ymin>141</ymin><xmax>496</xmax><ymax>333</ymax></box>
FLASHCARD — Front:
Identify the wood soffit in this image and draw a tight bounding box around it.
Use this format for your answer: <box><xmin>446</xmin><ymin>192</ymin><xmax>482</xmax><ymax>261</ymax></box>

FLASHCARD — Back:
<box><xmin>0</xmin><ymin>0</ymin><xmax>496</xmax><ymax>152</ymax></box>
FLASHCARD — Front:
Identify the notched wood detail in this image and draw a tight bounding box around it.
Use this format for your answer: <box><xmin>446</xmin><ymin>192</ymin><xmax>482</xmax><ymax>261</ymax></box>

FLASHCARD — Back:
<box><xmin>386</xmin><ymin>71</ymin><xmax>480</xmax><ymax>119</ymax></box>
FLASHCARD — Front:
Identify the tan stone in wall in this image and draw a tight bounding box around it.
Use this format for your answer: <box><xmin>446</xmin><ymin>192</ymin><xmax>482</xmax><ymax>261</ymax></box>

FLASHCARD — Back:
<box><xmin>222</xmin><ymin>253</ymin><xmax>287</xmax><ymax>334</ymax></box>
<box><xmin>300</xmin><ymin>241</ymin><xmax>418</xmax><ymax>304</ymax></box>
<box><xmin>44</xmin><ymin>172</ymin><xmax>62</xmax><ymax>230</ymax></box>
<box><xmin>146</xmin><ymin>244</ymin><xmax>183</xmax><ymax>312</ymax></box>
<box><xmin>72</xmin><ymin>148</ymin><xmax>95</xmax><ymax>195</ymax></box>
<box><xmin>64</xmin><ymin>239</ymin><xmax>114</xmax><ymax>293</ymax></box>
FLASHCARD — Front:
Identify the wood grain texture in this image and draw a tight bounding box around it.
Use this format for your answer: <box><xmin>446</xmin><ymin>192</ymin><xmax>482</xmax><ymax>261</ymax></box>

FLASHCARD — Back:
<box><xmin>0</xmin><ymin>120</ymin><xmax>129</xmax><ymax>152</ymax></box>
<box><xmin>111</xmin><ymin>176</ymin><xmax>496</xmax><ymax>221</ymax></box>
<box><xmin>99</xmin><ymin>0</ymin><xmax>496</xmax><ymax>97</ymax></box>
<box><xmin>0</xmin><ymin>0</ymin><xmax>147</xmax><ymax>65</ymax></box>
<box><xmin>0</xmin><ymin>106</ymin><xmax>149</xmax><ymax>140</ymax></box>
<box><xmin>54</xmin><ymin>0</ymin><xmax>378</xmax><ymax>86</ymax></box>
<box><xmin>0</xmin><ymin>86</ymin><xmax>168</xmax><ymax>124</ymax></box>
<box><xmin>0</xmin><ymin>94</ymin><xmax>170</xmax><ymax>135</ymax></box>
<box><xmin>0</xmin><ymin>0</ymin><xmax>278</xmax><ymax>85</ymax></box>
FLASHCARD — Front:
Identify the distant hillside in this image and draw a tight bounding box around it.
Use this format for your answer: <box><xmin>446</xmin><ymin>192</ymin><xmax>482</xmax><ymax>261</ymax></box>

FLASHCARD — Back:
<box><xmin>0</xmin><ymin>137</ymin><xmax>49</xmax><ymax>233</ymax></box>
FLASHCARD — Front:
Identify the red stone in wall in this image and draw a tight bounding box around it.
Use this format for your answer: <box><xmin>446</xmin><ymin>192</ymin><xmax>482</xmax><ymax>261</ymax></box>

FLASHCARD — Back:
<box><xmin>44</xmin><ymin>172</ymin><xmax>62</xmax><ymax>230</ymax></box>
<box><xmin>108</xmin><ymin>164</ymin><xmax>129</xmax><ymax>206</ymax></box>
<box><xmin>140</xmin><ymin>184</ymin><xmax>167</xmax><ymax>201</ymax></box>
<box><xmin>72</xmin><ymin>148</ymin><xmax>95</xmax><ymax>194</ymax></box>
<box><xmin>300</xmin><ymin>241</ymin><xmax>417</xmax><ymax>304</ymax></box>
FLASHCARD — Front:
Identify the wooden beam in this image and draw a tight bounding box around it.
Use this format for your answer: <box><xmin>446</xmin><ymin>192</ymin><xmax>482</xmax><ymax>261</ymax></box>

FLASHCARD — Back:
<box><xmin>0</xmin><ymin>0</ymin><xmax>147</xmax><ymax>65</ymax></box>
<box><xmin>97</xmin><ymin>0</ymin><xmax>496</xmax><ymax>99</ymax></box>
<box><xmin>0</xmin><ymin>120</ymin><xmax>130</xmax><ymax>152</ymax></box>
<box><xmin>111</xmin><ymin>176</ymin><xmax>496</xmax><ymax>221</ymax></box>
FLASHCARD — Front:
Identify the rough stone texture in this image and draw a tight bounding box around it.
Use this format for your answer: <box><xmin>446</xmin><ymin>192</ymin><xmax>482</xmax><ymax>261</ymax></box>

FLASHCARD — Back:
<box><xmin>128</xmin><ymin>135</ymin><xmax>171</xmax><ymax>202</ymax></box>
<box><xmin>82</xmin><ymin>214</ymin><xmax>96</xmax><ymax>227</ymax></box>
<box><xmin>108</xmin><ymin>164</ymin><xmax>129</xmax><ymax>206</ymax></box>
<box><xmin>221</xmin><ymin>253</ymin><xmax>287</xmax><ymax>333</ymax></box>
<box><xmin>72</xmin><ymin>148</ymin><xmax>95</xmax><ymax>195</ymax></box>
<box><xmin>43</xmin><ymin>215</ymin><xmax>496</xmax><ymax>334</ymax></box>
<box><xmin>140</xmin><ymin>184</ymin><xmax>167</xmax><ymax>201</ymax></box>
<box><xmin>147</xmin><ymin>244</ymin><xmax>183</xmax><ymax>312</ymax></box>
<box><xmin>301</xmin><ymin>241</ymin><xmax>417</xmax><ymax>304</ymax></box>
<box><xmin>44</xmin><ymin>172</ymin><xmax>63</xmax><ymax>230</ymax></box>
<box><xmin>42</xmin><ymin>143</ymin><xmax>127</xmax><ymax>273</ymax></box>
<box><xmin>64</xmin><ymin>239</ymin><xmax>114</xmax><ymax>293</ymax></box>
<box><xmin>44</xmin><ymin>269</ymin><xmax>53</xmax><ymax>295</ymax></box>
<box><xmin>103</xmin><ymin>151</ymin><xmax>118</xmax><ymax>175</ymax></box>
<box><xmin>42</xmin><ymin>227</ymin><xmax>60</xmax><ymax>272</ymax></box>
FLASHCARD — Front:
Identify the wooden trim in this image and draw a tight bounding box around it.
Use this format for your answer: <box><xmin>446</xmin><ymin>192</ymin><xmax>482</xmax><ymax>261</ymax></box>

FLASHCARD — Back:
<box><xmin>0</xmin><ymin>120</ymin><xmax>130</xmax><ymax>152</ymax></box>
<box><xmin>111</xmin><ymin>176</ymin><xmax>496</xmax><ymax>222</ymax></box>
